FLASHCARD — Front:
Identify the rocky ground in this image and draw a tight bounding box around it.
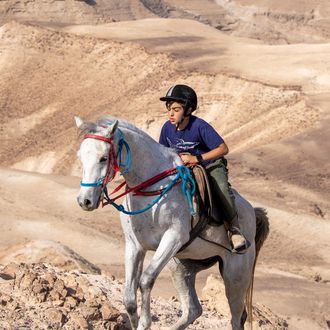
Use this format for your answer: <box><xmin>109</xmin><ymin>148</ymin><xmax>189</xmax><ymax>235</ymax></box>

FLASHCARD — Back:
<box><xmin>0</xmin><ymin>262</ymin><xmax>126</xmax><ymax>329</ymax></box>
<box><xmin>0</xmin><ymin>255</ymin><xmax>289</xmax><ymax>329</ymax></box>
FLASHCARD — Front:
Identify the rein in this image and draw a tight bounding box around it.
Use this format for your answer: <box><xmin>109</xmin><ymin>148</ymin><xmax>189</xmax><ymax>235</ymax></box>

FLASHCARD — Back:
<box><xmin>80</xmin><ymin>130</ymin><xmax>196</xmax><ymax>215</ymax></box>
<box><xmin>102</xmin><ymin>167</ymin><xmax>179</xmax><ymax>204</ymax></box>
<box><xmin>104</xmin><ymin>166</ymin><xmax>195</xmax><ymax>215</ymax></box>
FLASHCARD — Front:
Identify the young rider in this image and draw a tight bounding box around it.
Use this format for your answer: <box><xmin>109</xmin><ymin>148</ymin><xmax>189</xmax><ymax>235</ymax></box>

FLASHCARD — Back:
<box><xmin>159</xmin><ymin>84</ymin><xmax>250</xmax><ymax>253</ymax></box>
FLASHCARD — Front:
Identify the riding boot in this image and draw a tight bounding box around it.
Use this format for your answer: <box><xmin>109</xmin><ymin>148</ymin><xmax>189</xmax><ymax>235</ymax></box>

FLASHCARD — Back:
<box><xmin>226</xmin><ymin>214</ymin><xmax>250</xmax><ymax>253</ymax></box>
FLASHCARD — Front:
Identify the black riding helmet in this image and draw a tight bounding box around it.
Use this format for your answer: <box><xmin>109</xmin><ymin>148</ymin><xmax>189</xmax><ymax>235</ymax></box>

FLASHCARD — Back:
<box><xmin>160</xmin><ymin>84</ymin><xmax>197</xmax><ymax>114</ymax></box>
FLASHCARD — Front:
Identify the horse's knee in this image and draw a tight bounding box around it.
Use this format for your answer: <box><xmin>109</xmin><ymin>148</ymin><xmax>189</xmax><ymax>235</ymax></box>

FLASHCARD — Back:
<box><xmin>125</xmin><ymin>301</ymin><xmax>137</xmax><ymax>316</ymax></box>
<box><xmin>124</xmin><ymin>293</ymin><xmax>137</xmax><ymax>316</ymax></box>
<box><xmin>140</xmin><ymin>272</ymin><xmax>155</xmax><ymax>292</ymax></box>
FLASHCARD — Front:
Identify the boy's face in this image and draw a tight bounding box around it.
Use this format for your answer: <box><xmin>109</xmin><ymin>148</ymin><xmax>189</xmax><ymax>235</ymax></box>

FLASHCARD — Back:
<box><xmin>166</xmin><ymin>101</ymin><xmax>185</xmax><ymax>125</ymax></box>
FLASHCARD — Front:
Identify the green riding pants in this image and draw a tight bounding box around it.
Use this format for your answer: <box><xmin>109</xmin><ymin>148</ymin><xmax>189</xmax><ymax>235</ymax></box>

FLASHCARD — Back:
<box><xmin>205</xmin><ymin>158</ymin><xmax>237</xmax><ymax>222</ymax></box>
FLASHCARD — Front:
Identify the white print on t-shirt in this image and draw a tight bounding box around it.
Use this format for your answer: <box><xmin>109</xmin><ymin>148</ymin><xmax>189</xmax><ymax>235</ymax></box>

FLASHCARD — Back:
<box><xmin>167</xmin><ymin>138</ymin><xmax>200</xmax><ymax>152</ymax></box>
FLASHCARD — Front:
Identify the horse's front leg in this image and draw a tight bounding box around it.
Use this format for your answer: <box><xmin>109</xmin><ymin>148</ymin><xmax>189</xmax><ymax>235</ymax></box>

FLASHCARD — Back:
<box><xmin>123</xmin><ymin>239</ymin><xmax>145</xmax><ymax>330</ymax></box>
<box><xmin>137</xmin><ymin>228</ymin><xmax>189</xmax><ymax>330</ymax></box>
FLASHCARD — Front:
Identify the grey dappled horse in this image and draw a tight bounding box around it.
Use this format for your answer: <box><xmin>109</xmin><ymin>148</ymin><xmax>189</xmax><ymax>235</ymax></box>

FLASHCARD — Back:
<box><xmin>75</xmin><ymin>116</ymin><xmax>269</xmax><ymax>330</ymax></box>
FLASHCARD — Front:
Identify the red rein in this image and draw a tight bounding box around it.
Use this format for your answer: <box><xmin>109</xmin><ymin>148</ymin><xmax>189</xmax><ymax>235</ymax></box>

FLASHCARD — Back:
<box><xmin>103</xmin><ymin>167</ymin><xmax>180</xmax><ymax>206</ymax></box>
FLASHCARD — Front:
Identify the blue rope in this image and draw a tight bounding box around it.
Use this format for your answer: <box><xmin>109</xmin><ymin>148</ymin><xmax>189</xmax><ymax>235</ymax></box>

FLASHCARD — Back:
<box><xmin>103</xmin><ymin>165</ymin><xmax>196</xmax><ymax>216</ymax></box>
<box><xmin>81</xmin><ymin>178</ymin><xmax>104</xmax><ymax>187</ymax></box>
<box><xmin>116</xmin><ymin>129</ymin><xmax>131</xmax><ymax>175</ymax></box>
<box><xmin>177</xmin><ymin>166</ymin><xmax>196</xmax><ymax>215</ymax></box>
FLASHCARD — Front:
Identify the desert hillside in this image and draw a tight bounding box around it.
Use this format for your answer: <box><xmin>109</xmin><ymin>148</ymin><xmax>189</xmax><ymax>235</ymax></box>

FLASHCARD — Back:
<box><xmin>1</xmin><ymin>19</ymin><xmax>328</xmax><ymax>216</ymax></box>
<box><xmin>0</xmin><ymin>1</ymin><xmax>329</xmax><ymax>330</ymax></box>
<box><xmin>2</xmin><ymin>0</ymin><xmax>330</xmax><ymax>43</ymax></box>
<box><xmin>0</xmin><ymin>0</ymin><xmax>157</xmax><ymax>24</ymax></box>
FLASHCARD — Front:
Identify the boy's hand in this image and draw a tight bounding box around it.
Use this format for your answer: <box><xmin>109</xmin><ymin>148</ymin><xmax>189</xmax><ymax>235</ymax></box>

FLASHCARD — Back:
<box><xmin>180</xmin><ymin>153</ymin><xmax>198</xmax><ymax>164</ymax></box>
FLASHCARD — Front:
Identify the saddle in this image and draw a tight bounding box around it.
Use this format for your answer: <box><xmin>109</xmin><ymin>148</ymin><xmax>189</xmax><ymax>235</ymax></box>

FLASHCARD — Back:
<box><xmin>179</xmin><ymin>165</ymin><xmax>226</xmax><ymax>252</ymax></box>
<box><xmin>192</xmin><ymin>165</ymin><xmax>226</xmax><ymax>225</ymax></box>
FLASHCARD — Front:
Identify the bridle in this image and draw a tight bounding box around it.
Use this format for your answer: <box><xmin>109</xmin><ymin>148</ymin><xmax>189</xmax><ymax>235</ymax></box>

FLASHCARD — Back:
<box><xmin>80</xmin><ymin>126</ymin><xmax>132</xmax><ymax>185</ymax></box>
<box><xmin>79</xmin><ymin>129</ymin><xmax>196</xmax><ymax>215</ymax></box>
<box><xmin>80</xmin><ymin>134</ymin><xmax>119</xmax><ymax>191</ymax></box>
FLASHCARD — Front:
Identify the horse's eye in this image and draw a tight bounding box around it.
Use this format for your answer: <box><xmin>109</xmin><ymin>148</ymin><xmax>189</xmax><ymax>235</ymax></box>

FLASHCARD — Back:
<box><xmin>100</xmin><ymin>156</ymin><xmax>108</xmax><ymax>163</ymax></box>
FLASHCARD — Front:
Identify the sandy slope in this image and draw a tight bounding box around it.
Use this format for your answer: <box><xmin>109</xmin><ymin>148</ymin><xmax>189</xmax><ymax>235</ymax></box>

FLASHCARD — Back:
<box><xmin>0</xmin><ymin>167</ymin><xmax>124</xmax><ymax>265</ymax></box>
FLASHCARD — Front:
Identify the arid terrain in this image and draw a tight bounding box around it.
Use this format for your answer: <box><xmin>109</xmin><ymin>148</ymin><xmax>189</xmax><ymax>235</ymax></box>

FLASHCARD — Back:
<box><xmin>0</xmin><ymin>1</ymin><xmax>329</xmax><ymax>329</ymax></box>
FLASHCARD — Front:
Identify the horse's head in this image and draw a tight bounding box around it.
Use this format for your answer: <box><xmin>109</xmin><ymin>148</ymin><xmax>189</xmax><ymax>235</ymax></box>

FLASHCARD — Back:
<box><xmin>75</xmin><ymin>116</ymin><xmax>119</xmax><ymax>211</ymax></box>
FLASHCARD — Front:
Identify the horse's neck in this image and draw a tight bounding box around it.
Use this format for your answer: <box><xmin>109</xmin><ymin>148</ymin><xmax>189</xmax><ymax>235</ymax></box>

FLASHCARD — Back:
<box><xmin>118</xmin><ymin>128</ymin><xmax>179</xmax><ymax>187</ymax></box>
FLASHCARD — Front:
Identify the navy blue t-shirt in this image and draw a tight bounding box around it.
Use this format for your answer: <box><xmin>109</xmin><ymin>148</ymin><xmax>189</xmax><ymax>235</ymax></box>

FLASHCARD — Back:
<box><xmin>159</xmin><ymin>116</ymin><xmax>224</xmax><ymax>163</ymax></box>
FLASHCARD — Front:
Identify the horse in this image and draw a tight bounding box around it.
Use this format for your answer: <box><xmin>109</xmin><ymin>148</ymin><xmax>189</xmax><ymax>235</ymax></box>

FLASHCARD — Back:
<box><xmin>75</xmin><ymin>116</ymin><xmax>269</xmax><ymax>330</ymax></box>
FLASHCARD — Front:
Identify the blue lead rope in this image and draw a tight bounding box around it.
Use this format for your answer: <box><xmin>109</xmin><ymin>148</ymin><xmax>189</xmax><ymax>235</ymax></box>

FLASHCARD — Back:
<box><xmin>103</xmin><ymin>165</ymin><xmax>196</xmax><ymax>216</ymax></box>
<box><xmin>116</xmin><ymin>129</ymin><xmax>131</xmax><ymax>175</ymax></box>
<box><xmin>177</xmin><ymin>165</ymin><xmax>196</xmax><ymax>215</ymax></box>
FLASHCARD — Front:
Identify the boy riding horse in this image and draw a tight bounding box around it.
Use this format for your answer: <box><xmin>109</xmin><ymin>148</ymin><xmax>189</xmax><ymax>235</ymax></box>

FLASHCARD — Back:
<box><xmin>159</xmin><ymin>84</ymin><xmax>250</xmax><ymax>253</ymax></box>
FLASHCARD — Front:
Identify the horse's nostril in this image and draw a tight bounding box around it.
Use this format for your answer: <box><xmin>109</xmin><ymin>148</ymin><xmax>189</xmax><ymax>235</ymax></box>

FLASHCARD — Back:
<box><xmin>84</xmin><ymin>199</ymin><xmax>91</xmax><ymax>206</ymax></box>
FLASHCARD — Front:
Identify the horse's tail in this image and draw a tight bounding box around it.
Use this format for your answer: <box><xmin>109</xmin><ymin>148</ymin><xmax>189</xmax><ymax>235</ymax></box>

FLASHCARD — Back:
<box><xmin>254</xmin><ymin>207</ymin><xmax>270</xmax><ymax>258</ymax></box>
<box><xmin>245</xmin><ymin>207</ymin><xmax>270</xmax><ymax>329</ymax></box>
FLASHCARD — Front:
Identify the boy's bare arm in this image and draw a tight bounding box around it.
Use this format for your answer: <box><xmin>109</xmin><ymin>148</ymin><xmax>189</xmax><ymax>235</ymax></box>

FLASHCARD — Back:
<box><xmin>180</xmin><ymin>143</ymin><xmax>228</xmax><ymax>164</ymax></box>
<box><xmin>200</xmin><ymin>143</ymin><xmax>228</xmax><ymax>161</ymax></box>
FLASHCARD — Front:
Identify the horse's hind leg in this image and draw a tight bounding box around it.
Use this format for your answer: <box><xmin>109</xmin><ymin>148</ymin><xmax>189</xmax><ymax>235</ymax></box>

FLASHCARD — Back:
<box><xmin>222</xmin><ymin>253</ymin><xmax>254</xmax><ymax>330</ymax></box>
<box><xmin>166</xmin><ymin>257</ymin><xmax>218</xmax><ymax>330</ymax></box>
<box><xmin>123</xmin><ymin>240</ymin><xmax>145</xmax><ymax>330</ymax></box>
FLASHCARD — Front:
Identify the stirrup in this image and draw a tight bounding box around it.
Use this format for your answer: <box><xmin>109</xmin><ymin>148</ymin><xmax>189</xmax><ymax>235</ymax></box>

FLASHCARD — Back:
<box><xmin>228</xmin><ymin>226</ymin><xmax>251</xmax><ymax>254</ymax></box>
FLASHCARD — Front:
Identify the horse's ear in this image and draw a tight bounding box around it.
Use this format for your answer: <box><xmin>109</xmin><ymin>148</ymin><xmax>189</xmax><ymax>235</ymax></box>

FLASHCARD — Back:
<box><xmin>107</xmin><ymin>120</ymin><xmax>119</xmax><ymax>137</ymax></box>
<box><xmin>75</xmin><ymin>116</ymin><xmax>85</xmax><ymax>129</ymax></box>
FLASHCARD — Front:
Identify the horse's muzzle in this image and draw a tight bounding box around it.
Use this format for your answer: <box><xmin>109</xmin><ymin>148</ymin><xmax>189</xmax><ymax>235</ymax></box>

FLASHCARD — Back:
<box><xmin>77</xmin><ymin>196</ymin><xmax>98</xmax><ymax>211</ymax></box>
